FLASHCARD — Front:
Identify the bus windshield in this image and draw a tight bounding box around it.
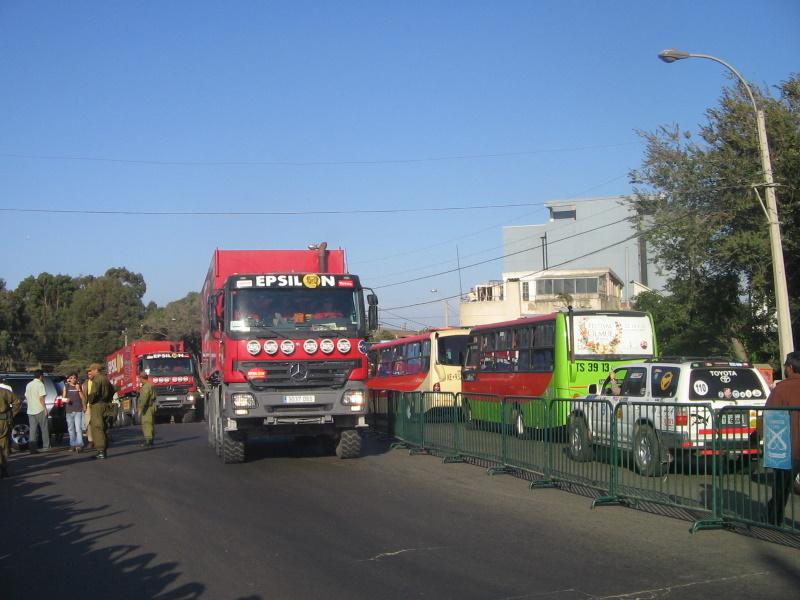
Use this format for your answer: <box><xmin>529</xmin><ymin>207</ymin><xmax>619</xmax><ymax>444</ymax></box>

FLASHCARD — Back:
<box><xmin>229</xmin><ymin>288</ymin><xmax>360</xmax><ymax>334</ymax></box>
<box><xmin>438</xmin><ymin>335</ymin><xmax>468</xmax><ymax>366</ymax></box>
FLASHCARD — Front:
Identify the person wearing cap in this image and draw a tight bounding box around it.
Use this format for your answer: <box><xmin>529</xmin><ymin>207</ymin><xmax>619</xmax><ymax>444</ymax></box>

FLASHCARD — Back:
<box><xmin>137</xmin><ymin>371</ymin><xmax>157</xmax><ymax>447</ymax></box>
<box><xmin>0</xmin><ymin>376</ymin><xmax>21</xmax><ymax>478</ymax></box>
<box><xmin>86</xmin><ymin>363</ymin><xmax>114</xmax><ymax>459</ymax></box>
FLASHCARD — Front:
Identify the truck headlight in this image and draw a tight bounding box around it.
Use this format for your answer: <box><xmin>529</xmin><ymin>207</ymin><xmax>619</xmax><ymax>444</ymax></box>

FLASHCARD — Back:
<box><xmin>342</xmin><ymin>390</ymin><xmax>365</xmax><ymax>411</ymax></box>
<box><xmin>231</xmin><ymin>393</ymin><xmax>257</xmax><ymax>408</ymax></box>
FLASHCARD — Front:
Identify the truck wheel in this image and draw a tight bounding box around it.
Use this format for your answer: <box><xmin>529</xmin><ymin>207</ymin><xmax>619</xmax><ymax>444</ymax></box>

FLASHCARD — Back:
<box><xmin>335</xmin><ymin>429</ymin><xmax>362</xmax><ymax>459</ymax></box>
<box><xmin>182</xmin><ymin>410</ymin><xmax>196</xmax><ymax>424</ymax></box>
<box><xmin>222</xmin><ymin>431</ymin><xmax>246</xmax><ymax>464</ymax></box>
<box><xmin>633</xmin><ymin>424</ymin><xmax>667</xmax><ymax>477</ymax></box>
<box><xmin>568</xmin><ymin>414</ymin><xmax>593</xmax><ymax>462</ymax></box>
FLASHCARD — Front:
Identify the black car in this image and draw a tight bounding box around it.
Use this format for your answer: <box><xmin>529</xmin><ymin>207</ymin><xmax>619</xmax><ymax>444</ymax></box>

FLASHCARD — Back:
<box><xmin>1</xmin><ymin>372</ymin><xmax>67</xmax><ymax>449</ymax></box>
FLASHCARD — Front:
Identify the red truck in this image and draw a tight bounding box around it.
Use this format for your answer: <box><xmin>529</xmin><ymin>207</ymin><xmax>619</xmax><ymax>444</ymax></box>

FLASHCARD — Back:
<box><xmin>200</xmin><ymin>243</ymin><xmax>378</xmax><ymax>463</ymax></box>
<box><xmin>106</xmin><ymin>340</ymin><xmax>203</xmax><ymax>425</ymax></box>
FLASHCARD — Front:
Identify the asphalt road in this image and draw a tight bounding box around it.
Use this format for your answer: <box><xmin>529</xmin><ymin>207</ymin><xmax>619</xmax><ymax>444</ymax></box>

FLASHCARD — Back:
<box><xmin>1</xmin><ymin>423</ymin><xmax>798</xmax><ymax>600</ymax></box>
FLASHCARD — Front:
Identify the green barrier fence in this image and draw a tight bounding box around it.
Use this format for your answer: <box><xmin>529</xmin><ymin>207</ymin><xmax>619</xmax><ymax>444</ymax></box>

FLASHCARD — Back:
<box><xmin>375</xmin><ymin>390</ymin><xmax>799</xmax><ymax>537</ymax></box>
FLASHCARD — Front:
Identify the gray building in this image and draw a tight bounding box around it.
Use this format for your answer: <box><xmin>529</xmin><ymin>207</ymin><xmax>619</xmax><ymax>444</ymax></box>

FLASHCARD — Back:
<box><xmin>502</xmin><ymin>196</ymin><xmax>666</xmax><ymax>302</ymax></box>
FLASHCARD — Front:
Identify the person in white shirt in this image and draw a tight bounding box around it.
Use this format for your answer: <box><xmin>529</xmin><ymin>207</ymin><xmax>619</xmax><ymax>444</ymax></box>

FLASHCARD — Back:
<box><xmin>25</xmin><ymin>370</ymin><xmax>49</xmax><ymax>453</ymax></box>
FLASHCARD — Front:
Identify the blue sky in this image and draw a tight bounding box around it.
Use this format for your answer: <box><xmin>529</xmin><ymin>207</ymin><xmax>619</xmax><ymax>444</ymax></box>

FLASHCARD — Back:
<box><xmin>1</xmin><ymin>1</ymin><xmax>798</xmax><ymax>330</ymax></box>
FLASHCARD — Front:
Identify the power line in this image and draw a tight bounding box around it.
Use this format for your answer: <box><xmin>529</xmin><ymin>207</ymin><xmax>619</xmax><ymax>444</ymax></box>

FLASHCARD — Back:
<box><xmin>373</xmin><ymin>216</ymin><xmax>630</xmax><ymax>290</ymax></box>
<box><xmin>0</xmin><ymin>142</ymin><xmax>639</xmax><ymax>167</ymax></box>
<box><xmin>0</xmin><ymin>200</ymin><xmax>556</xmax><ymax>217</ymax></box>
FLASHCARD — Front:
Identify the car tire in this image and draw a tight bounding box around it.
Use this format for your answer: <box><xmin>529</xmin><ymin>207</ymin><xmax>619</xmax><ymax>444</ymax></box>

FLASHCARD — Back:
<box><xmin>11</xmin><ymin>422</ymin><xmax>30</xmax><ymax>450</ymax></box>
<box><xmin>568</xmin><ymin>414</ymin><xmax>593</xmax><ymax>462</ymax></box>
<box><xmin>633</xmin><ymin>424</ymin><xmax>667</xmax><ymax>477</ymax></box>
<box><xmin>335</xmin><ymin>429</ymin><xmax>362</xmax><ymax>459</ymax></box>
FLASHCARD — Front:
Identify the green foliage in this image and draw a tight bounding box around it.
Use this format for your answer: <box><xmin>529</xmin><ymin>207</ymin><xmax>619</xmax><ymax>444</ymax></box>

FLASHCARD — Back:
<box><xmin>0</xmin><ymin>268</ymin><xmax>203</xmax><ymax>371</ymax></box>
<box><xmin>631</xmin><ymin>74</ymin><xmax>800</xmax><ymax>365</ymax></box>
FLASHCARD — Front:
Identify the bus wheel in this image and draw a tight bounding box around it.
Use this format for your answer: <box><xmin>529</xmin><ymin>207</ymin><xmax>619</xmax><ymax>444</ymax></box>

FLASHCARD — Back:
<box><xmin>462</xmin><ymin>400</ymin><xmax>475</xmax><ymax>430</ymax></box>
<box><xmin>513</xmin><ymin>407</ymin><xmax>528</xmax><ymax>439</ymax></box>
<box><xmin>568</xmin><ymin>414</ymin><xmax>593</xmax><ymax>462</ymax></box>
<box><xmin>633</xmin><ymin>424</ymin><xmax>667</xmax><ymax>477</ymax></box>
<box><xmin>336</xmin><ymin>429</ymin><xmax>362</xmax><ymax>459</ymax></box>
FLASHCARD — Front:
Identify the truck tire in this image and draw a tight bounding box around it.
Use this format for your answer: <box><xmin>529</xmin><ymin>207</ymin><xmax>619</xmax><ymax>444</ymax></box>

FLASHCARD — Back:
<box><xmin>335</xmin><ymin>429</ymin><xmax>362</xmax><ymax>459</ymax></box>
<box><xmin>182</xmin><ymin>410</ymin><xmax>196</xmax><ymax>424</ymax></box>
<box><xmin>222</xmin><ymin>431</ymin><xmax>246</xmax><ymax>464</ymax></box>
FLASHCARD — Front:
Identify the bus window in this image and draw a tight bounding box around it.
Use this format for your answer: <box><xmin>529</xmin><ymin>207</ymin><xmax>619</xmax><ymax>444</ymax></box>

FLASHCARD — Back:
<box><xmin>438</xmin><ymin>335</ymin><xmax>468</xmax><ymax>366</ymax></box>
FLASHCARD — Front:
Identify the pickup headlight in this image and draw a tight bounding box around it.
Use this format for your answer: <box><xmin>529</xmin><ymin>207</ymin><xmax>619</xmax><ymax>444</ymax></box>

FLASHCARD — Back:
<box><xmin>231</xmin><ymin>393</ymin><xmax>257</xmax><ymax>408</ymax></box>
<box><xmin>342</xmin><ymin>390</ymin><xmax>365</xmax><ymax>411</ymax></box>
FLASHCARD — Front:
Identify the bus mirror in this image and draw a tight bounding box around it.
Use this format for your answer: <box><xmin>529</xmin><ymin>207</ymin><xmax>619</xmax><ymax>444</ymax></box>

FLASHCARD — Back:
<box><xmin>588</xmin><ymin>384</ymin><xmax>598</xmax><ymax>395</ymax></box>
<box><xmin>368</xmin><ymin>304</ymin><xmax>378</xmax><ymax>331</ymax></box>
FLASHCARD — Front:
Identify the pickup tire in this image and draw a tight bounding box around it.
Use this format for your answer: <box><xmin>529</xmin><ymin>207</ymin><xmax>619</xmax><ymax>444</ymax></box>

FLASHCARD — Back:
<box><xmin>633</xmin><ymin>424</ymin><xmax>667</xmax><ymax>477</ymax></box>
<box><xmin>568</xmin><ymin>414</ymin><xmax>593</xmax><ymax>462</ymax></box>
<box><xmin>335</xmin><ymin>429</ymin><xmax>362</xmax><ymax>459</ymax></box>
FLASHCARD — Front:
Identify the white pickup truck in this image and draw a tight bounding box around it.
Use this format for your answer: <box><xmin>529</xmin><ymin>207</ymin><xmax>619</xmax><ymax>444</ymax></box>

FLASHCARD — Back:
<box><xmin>568</xmin><ymin>359</ymin><xmax>770</xmax><ymax>476</ymax></box>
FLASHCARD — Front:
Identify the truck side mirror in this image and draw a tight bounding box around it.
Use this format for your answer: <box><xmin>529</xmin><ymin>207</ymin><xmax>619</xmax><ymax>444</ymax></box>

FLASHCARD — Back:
<box><xmin>368</xmin><ymin>304</ymin><xmax>378</xmax><ymax>332</ymax></box>
<box><xmin>588</xmin><ymin>384</ymin><xmax>597</xmax><ymax>395</ymax></box>
<box><xmin>367</xmin><ymin>293</ymin><xmax>378</xmax><ymax>307</ymax></box>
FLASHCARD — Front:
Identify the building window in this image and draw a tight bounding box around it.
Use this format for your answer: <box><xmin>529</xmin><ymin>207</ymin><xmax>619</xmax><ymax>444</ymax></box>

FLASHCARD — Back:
<box><xmin>536</xmin><ymin>277</ymin><xmax>599</xmax><ymax>295</ymax></box>
<box><xmin>521</xmin><ymin>281</ymin><xmax>529</xmax><ymax>301</ymax></box>
<box><xmin>549</xmin><ymin>205</ymin><xmax>576</xmax><ymax>221</ymax></box>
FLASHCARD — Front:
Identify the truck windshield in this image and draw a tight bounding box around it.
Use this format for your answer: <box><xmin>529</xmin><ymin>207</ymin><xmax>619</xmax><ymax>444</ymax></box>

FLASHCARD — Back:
<box><xmin>229</xmin><ymin>288</ymin><xmax>360</xmax><ymax>334</ymax></box>
<box><xmin>142</xmin><ymin>357</ymin><xmax>194</xmax><ymax>376</ymax></box>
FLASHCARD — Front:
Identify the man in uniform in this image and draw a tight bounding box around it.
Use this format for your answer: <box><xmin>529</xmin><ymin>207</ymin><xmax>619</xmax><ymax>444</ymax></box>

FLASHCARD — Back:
<box><xmin>137</xmin><ymin>371</ymin><xmax>157</xmax><ymax>447</ymax></box>
<box><xmin>0</xmin><ymin>375</ymin><xmax>21</xmax><ymax>478</ymax></box>
<box><xmin>86</xmin><ymin>363</ymin><xmax>114</xmax><ymax>459</ymax></box>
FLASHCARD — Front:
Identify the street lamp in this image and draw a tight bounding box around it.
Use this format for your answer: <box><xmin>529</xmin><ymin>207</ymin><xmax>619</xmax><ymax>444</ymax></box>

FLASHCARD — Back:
<box><xmin>658</xmin><ymin>48</ymin><xmax>794</xmax><ymax>362</ymax></box>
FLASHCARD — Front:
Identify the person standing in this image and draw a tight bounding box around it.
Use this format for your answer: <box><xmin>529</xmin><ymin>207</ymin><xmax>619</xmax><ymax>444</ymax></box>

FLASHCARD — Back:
<box><xmin>25</xmin><ymin>370</ymin><xmax>49</xmax><ymax>453</ymax></box>
<box><xmin>0</xmin><ymin>376</ymin><xmax>21</xmax><ymax>478</ymax></box>
<box><xmin>86</xmin><ymin>363</ymin><xmax>113</xmax><ymax>459</ymax></box>
<box><xmin>64</xmin><ymin>373</ymin><xmax>86</xmax><ymax>452</ymax></box>
<box><xmin>765</xmin><ymin>351</ymin><xmax>800</xmax><ymax>525</ymax></box>
<box><xmin>137</xmin><ymin>371</ymin><xmax>157</xmax><ymax>447</ymax></box>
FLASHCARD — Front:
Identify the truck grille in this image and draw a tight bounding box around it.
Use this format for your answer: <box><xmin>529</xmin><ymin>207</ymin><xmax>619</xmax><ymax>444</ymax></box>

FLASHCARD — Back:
<box><xmin>157</xmin><ymin>385</ymin><xmax>190</xmax><ymax>396</ymax></box>
<box><xmin>236</xmin><ymin>360</ymin><xmax>360</xmax><ymax>390</ymax></box>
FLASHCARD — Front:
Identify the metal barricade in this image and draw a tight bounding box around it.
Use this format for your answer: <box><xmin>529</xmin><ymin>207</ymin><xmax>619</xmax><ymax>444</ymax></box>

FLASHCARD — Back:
<box><xmin>457</xmin><ymin>392</ymin><xmax>505</xmax><ymax>467</ymax></box>
<box><xmin>419</xmin><ymin>391</ymin><xmax>460</xmax><ymax>458</ymax></box>
<box><xmin>502</xmin><ymin>396</ymin><xmax>550</xmax><ymax>482</ymax></box>
<box><xmin>549</xmin><ymin>397</ymin><xmax>619</xmax><ymax>501</ymax></box>
<box><xmin>698</xmin><ymin>405</ymin><xmax>799</xmax><ymax>534</ymax></box>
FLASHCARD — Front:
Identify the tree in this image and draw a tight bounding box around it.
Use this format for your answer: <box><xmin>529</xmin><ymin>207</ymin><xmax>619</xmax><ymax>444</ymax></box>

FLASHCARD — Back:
<box><xmin>630</xmin><ymin>74</ymin><xmax>800</xmax><ymax>365</ymax></box>
<box><xmin>62</xmin><ymin>268</ymin><xmax>147</xmax><ymax>362</ymax></box>
<box><xmin>140</xmin><ymin>292</ymin><xmax>202</xmax><ymax>355</ymax></box>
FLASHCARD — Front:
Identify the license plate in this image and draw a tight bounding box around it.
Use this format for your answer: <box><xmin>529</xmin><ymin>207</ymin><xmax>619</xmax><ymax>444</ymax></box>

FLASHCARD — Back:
<box><xmin>720</xmin><ymin>412</ymin><xmax>745</xmax><ymax>426</ymax></box>
<box><xmin>284</xmin><ymin>395</ymin><xmax>315</xmax><ymax>404</ymax></box>
<box><xmin>165</xmin><ymin>396</ymin><xmax>178</xmax><ymax>402</ymax></box>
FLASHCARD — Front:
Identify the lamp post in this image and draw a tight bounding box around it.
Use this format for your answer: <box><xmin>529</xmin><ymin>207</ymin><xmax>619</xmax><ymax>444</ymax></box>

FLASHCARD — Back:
<box><xmin>658</xmin><ymin>48</ymin><xmax>794</xmax><ymax>362</ymax></box>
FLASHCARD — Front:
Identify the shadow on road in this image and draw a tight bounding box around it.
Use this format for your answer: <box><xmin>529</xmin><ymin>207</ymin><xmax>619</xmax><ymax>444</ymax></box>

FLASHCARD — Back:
<box><xmin>0</xmin><ymin>446</ymin><xmax>205</xmax><ymax>599</ymax></box>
